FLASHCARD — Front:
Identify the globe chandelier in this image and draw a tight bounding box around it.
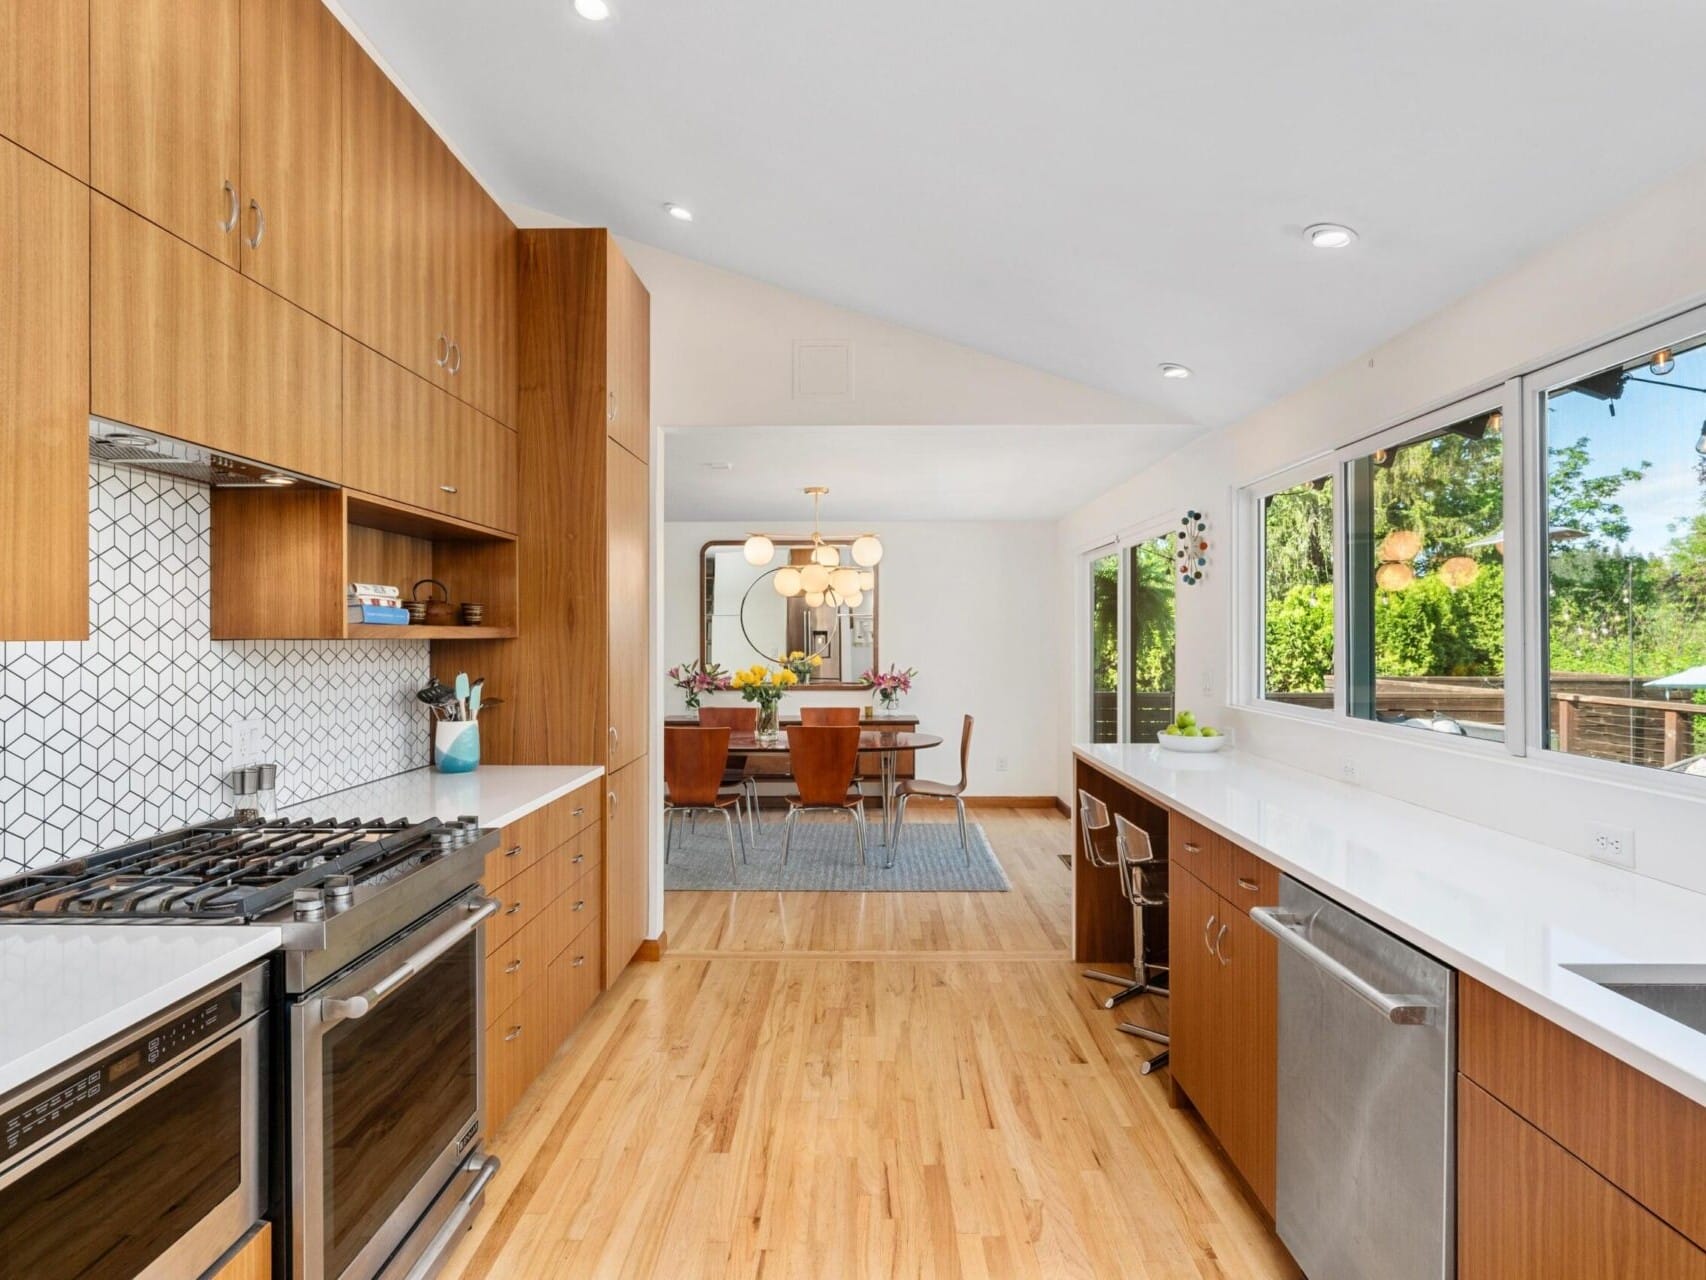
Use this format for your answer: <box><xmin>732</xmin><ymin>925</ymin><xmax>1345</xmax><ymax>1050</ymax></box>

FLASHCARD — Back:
<box><xmin>742</xmin><ymin>486</ymin><xmax>882</xmax><ymax>611</ymax></box>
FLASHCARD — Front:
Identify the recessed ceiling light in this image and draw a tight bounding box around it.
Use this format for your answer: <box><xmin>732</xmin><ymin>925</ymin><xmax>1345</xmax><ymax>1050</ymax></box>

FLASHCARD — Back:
<box><xmin>1158</xmin><ymin>363</ymin><xmax>1192</xmax><ymax>379</ymax></box>
<box><xmin>573</xmin><ymin>0</ymin><xmax>611</xmax><ymax>20</ymax></box>
<box><xmin>664</xmin><ymin>203</ymin><xmax>694</xmax><ymax>222</ymax></box>
<box><xmin>1305</xmin><ymin>222</ymin><xmax>1358</xmax><ymax>249</ymax></box>
<box><xmin>260</xmin><ymin>473</ymin><xmax>295</xmax><ymax>486</ymax></box>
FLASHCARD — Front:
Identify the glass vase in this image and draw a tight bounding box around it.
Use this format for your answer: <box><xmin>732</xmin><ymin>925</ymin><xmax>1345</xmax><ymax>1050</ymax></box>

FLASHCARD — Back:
<box><xmin>756</xmin><ymin>700</ymin><xmax>781</xmax><ymax>744</ymax></box>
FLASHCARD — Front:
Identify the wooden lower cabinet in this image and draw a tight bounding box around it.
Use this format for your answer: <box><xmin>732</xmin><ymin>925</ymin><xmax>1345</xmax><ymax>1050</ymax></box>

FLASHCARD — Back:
<box><xmin>604</xmin><ymin>758</ymin><xmax>650</xmax><ymax>984</ymax></box>
<box><xmin>208</xmin><ymin>1222</ymin><xmax>270</xmax><ymax>1280</ymax></box>
<box><xmin>1165</xmin><ymin>855</ymin><xmax>1278</xmax><ymax>1215</ymax></box>
<box><xmin>482</xmin><ymin>791</ymin><xmax>608</xmax><ymax>1134</ymax></box>
<box><xmin>1458</xmin><ymin>1079</ymin><xmax>1706</xmax><ymax>1278</ymax></box>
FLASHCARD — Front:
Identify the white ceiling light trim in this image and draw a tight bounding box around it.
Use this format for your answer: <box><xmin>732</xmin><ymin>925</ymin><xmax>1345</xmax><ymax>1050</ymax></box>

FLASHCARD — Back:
<box><xmin>572</xmin><ymin>0</ymin><xmax>610</xmax><ymax>20</ymax></box>
<box><xmin>664</xmin><ymin>203</ymin><xmax>694</xmax><ymax>222</ymax></box>
<box><xmin>1304</xmin><ymin>222</ymin><xmax>1358</xmax><ymax>249</ymax></box>
<box><xmin>1158</xmin><ymin>363</ymin><xmax>1192</xmax><ymax>379</ymax></box>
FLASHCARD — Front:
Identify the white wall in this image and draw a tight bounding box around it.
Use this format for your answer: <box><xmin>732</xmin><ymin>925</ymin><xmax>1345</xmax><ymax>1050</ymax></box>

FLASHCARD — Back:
<box><xmin>667</xmin><ymin>521</ymin><xmax>1062</xmax><ymax>796</ymax></box>
<box><xmin>1056</xmin><ymin>155</ymin><xmax>1706</xmax><ymax>898</ymax></box>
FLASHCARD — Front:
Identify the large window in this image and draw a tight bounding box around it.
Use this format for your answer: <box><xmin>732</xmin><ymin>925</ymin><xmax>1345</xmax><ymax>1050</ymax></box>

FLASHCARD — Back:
<box><xmin>1345</xmin><ymin>404</ymin><xmax>1506</xmax><ymax>740</ymax></box>
<box><xmin>1260</xmin><ymin>475</ymin><xmax>1335</xmax><ymax>706</ymax></box>
<box><xmin>1541</xmin><ymin>333</ymin><xmax>1706</xmax><ymax>775</ymax></box>
<box><xmin>1083</xmin><ymin>535</ymin><xmax>1176</xmax><ymax>744</ymax></box>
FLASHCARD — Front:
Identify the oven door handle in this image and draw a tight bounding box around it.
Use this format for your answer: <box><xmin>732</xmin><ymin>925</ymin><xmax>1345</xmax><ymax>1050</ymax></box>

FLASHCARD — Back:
<box><xmin>321</xmin><ymin>896</ymin><xmax>500</xmax><ymax>1024</ymax></box>
<box><xmin>399</xmin><ymin>1153</ymin><xmax>501</xmax><ymax>1280</ymax></box>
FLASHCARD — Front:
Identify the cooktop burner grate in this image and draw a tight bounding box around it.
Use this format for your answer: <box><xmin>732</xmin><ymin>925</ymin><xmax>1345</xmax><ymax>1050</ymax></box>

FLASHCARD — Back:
<box><xmin>0</xmin><ymin>817</ymin><xmax>450</xmax><ymax>920</ymax></box>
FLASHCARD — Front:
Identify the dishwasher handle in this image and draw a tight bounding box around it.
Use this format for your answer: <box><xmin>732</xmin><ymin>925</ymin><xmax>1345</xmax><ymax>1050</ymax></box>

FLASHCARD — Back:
<box><xmin>1251</xmin><ymin>906</ymin><xmax>1437</xmax><ymax>1026</ymax></box>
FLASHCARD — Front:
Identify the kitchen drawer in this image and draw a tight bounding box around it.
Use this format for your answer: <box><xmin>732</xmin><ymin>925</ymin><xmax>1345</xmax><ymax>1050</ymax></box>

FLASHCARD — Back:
<box><xmin>1460</xmin><ymin>977</ymin><xmax>1706</xmax><ymax>1249</ymax></box>
<box><xmin>485</xmin><ymin>979</ymin><xmax>550</xmax><ymax>1134</ymax></box>
<box><xmin>547</xmin><ymin>920</ymin><xmax>602</xmax><ymax>1046</ymax></box>
<box><xmin>484</xmin><ymin>789</ymin><xmax>601</xmax><ymax>889</ymax></box>
<box><xmin>1222</xmin><ymin>842</ymin><xmax>1279</xmax><ymax>915</ymax></box>
<box><xmin>1168</xmin><ymin>812</ymin><xmax>1230</xmax><ymax>896</ymax></box>
<box><xmin>484</xmin><ymin>921</ymin><xmax>532</xmax><ymax>1021</ymax></box>
<box><xmin>485</xmin><ymin>854</ymin><xmax>567</xmax><ymax>954</ymax></box>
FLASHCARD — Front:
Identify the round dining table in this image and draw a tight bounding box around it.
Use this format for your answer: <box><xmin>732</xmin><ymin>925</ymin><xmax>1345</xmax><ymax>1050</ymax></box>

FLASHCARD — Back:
<box><xmin>721</xmin><ymin>729</ymin><xmax>944</xmax><ymax>846</ymax></box>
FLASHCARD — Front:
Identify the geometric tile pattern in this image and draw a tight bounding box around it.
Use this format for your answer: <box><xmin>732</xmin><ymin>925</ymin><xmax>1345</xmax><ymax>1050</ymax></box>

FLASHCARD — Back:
<box><xmin>0</xmin><ymin>463</ymin><xmax>430</xmax><ymax>870</ymax></box>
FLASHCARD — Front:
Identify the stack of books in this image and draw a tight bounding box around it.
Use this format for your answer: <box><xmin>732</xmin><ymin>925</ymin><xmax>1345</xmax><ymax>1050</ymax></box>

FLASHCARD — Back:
<box><xmin>348</xmin><ymin>582</ymin><xmax>409</xmax><ymax>626</ymax></box>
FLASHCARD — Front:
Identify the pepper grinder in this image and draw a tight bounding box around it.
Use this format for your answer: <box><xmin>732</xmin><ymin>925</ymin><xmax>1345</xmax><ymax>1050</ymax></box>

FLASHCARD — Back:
<box><xmin>255</xmin><ymin>763</ymin><xmax>278</xmax><ymax>819</ymax></box>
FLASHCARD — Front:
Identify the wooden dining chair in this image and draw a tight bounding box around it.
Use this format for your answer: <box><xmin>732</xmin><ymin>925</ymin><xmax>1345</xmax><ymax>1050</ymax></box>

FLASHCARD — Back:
<box><xmin>889</xmin><ymin>715</ymin><xmax>974</xmax><ymax>866</ymax></box>
<box><xmin>663</xmin><ymin>726</ymin><xmax>747</xmax><ymax>872</ymax></box>
<box><xmin>800</xmin><ymin>706</ymin><xmax>861</xmax><ymax>725</ymax></box>
<box><xmin>780</xmin><ymin>725</ymin><xmax>867</xmax><ymax>867</ymax></box>
<box><xmin>697</xmin><ymin>705</ymin><xmax>762</xmax><ymax>841</ymax></box>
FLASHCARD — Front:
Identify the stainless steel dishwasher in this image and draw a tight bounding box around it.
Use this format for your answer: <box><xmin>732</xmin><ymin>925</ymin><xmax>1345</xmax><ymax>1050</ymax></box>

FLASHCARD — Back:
<box><xmin>1252</xmin><ymin>877</ymin><xmax>1455</xmax><ymax>1280</ymax></box>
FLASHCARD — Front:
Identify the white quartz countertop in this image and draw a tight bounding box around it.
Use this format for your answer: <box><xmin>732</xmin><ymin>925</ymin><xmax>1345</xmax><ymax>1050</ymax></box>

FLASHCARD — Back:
<box><xmin>0</xmin><ymin>925</ymin><xmax>281</xmax><ymax>1096</ymax></box>
<box><xmin>1074</xmin><ymin>742</ymin><xmax>1706</xmax><ymax>1108</ymax></box>
<box><xmin>286</xmin><ymin>764</ymin><xmax>605</xmax><ymax>829</ymax></box>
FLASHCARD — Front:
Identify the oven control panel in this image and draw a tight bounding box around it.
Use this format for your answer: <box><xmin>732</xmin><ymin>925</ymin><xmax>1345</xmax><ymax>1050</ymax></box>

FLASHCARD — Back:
<box><xmin>2</xmin><ymin>985</ymin><xmax>242</xmax><ymax>1161</ymax></box>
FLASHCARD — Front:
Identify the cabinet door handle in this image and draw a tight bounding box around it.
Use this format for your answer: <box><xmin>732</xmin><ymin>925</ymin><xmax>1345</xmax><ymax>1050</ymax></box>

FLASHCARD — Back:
<box><xmin>439</xmin><ymin>484</ymin><xmax>459</xmax><ymax>495</ymax></box>
<box><xmin>503</xmin><ymin>1024</ymin><xmax>522</xmax><ymax>1042</ymax></box>
<box><xmin>505</xmin><ymin>845</ymin><xmax>522</xmax><ymax>859</ymax></box>
<box><xmin>447</xmin><ymin>341</ymin><xmax>462</xmax><ymax>375</ymax></box>
<box><xmin>1236</xmin><ymin>876</ymin><xmax>1259</xmax><ymax>892</ymax></box>
<box><xmin>1215</xmin><ymin>923</ymin><xmax>1230</xmax><ymax>966</ymax></box>
<box><xmin>504</xmin><ymin>901</ymin><xmax>523</xmax><ymax>916</ymax></box>
<box><xmin>607</xmin><ymin>389</ymin><xmax>617</xmax><ymax>423</ymax></box>
<box><xmin>246</xmin><ymin>198</ymin><xmax>265</xmax><ymax>249</ymax></box>
<box><xmin>435</xmin><ymin>333</ymin><xmax>450</xmax><ymax>368</ymax></box>
<box><xmin>1203</xmin><ymin>913</ymin><xmax>1218</xmax><ymax>956</ymax></box>
<box><xmin>608</xmin><ymin>725</ymin><xmax>619</xmax><ymax>756</ymax></box>
<box><xmin>503</xmin><ymin>958</ymin><xmax>522</xmax><ymax>974</ymax></box>
<box><xmin>219</xmin><ymin>180</ymin><xmax>239</xmax><ymax>233</ymax></box>
<box><xmin>607</xmin><ymin>790</ymin><xmax>617</xmax><ymax>819</ymax></box>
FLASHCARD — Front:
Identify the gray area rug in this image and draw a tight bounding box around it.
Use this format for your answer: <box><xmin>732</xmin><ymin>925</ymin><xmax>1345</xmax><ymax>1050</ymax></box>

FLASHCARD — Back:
<box><xmin>663</xmin><ymin>813</ymin><xmax>1011</xmax><ymax>892</ymax></box>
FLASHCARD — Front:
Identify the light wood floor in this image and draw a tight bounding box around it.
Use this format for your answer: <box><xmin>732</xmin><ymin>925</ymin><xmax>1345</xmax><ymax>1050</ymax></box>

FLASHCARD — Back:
<box><xmin>441</xmin><ymin>808</ymin><xmax>1301</xmax><ymax>1279</ymax></box>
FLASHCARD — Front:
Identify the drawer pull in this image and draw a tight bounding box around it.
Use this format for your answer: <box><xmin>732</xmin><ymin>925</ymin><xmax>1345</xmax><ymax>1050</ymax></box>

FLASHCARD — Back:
<box><xmin>571</xmin><ymin>853</ymin><xmax>585</xmax><ymax>865</ymax></box>
<box><xmin>1237</xmin><ymin>876</ymin><xmax>1259</xmax><ymax>892</ymax></box>
<box><xmin>572</xmin><ymin>955</ymin><xmax>586</xmax><ymax>968</ymax></box>
<box><xmin>505</xmin><ymin>845</ymin><xmax>522</xmax><ymax>859</ymax></box>
<box><xmin>440</xmin><ymin>484</ymin><xmax>459</xmax><ymax>494</ymax></box>
<box><xmin>505</xmin><ymin>902</ymin><xmax>523</xmax><ymax>916</ymax></box>
<box><xmin>1182</xmin><ymin>841</ymin><xmax>1202</xmax><ymax>854</ymax></box>
<box><xmin>571</xmin><ymin>806</ymin><xmax>586</xmax><ymax>818</ymax></box>
<box><xmin>572</xmin><ymin>899</ymin><xmax>586</xmax><ymax>912</ymax></box>
<box><xmin>503</xmin><ymin>1025</ymin><xmax>522</xmax><ymax>1042</ymax></box>
<box><xmin>504</xmin><ymin>959</ymin><xmax>522</xmax><ymax>974</ymax></box>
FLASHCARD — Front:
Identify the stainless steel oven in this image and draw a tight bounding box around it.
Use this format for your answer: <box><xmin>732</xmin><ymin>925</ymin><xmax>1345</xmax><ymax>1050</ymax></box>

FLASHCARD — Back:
<box><xmin>289</xmin><ymin>886</ymin><xmax>500</xmax><ymax>1280</ymax></box>
<box><xmin>0</xmin><ymin>963</ymin><xmax>268</xmax><ymax>1280</ymax></box>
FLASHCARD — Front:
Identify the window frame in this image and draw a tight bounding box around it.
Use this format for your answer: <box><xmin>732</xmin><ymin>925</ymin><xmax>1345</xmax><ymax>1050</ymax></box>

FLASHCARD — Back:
<box><xmin>1078</xmin><ymin>517</ymin><xmax>1181</xmax><ymax>746</ymax></box>
<box><xmin>1517</xmin><ymin>299</ymin><xmax>1706</xmax><ymax>796</ymax></box>
<box><xmin>1236</xmin><ymin>456</ymin><xmax>1345</xmax><ymax>720</ymax></box>
<box><xmin>1120</xmin><ymin>521</ymin><xmax>1181</xmax><ymax>743</ymax></box>
<box><xmin>1329</xmin><ymin>382</ymin><xmax>1527</xmax><ymax>759</ymax></box>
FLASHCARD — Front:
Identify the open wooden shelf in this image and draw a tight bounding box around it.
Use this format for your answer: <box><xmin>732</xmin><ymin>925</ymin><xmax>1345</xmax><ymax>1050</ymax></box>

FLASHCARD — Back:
<box><xmin>347</xmin><ymin>623</ymin><xmax>517</xmax><ymax>640</ymax></box>
<box><xmin>211</xmin><ymin>487</ymin><xmax>519</xmax><ymax>641</ymax></box>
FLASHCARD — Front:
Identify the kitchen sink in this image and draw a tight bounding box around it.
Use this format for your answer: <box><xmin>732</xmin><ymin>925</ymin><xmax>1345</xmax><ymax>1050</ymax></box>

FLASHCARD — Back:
<box><xmin>1565</xmin><ymin>964</ymin><xmax>1706</xmax><ymax>1035</ymax></box>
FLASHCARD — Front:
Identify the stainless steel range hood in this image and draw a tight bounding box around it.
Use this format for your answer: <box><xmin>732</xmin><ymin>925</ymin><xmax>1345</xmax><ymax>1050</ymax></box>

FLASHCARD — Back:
<box><xmin>89</xmin><ymin>418</ymin><xmax>329</xmax><ymax>488</ymax></box>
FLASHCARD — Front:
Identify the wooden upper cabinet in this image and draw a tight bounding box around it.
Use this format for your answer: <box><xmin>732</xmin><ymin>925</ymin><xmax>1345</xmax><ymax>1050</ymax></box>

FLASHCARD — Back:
<box><xmin>344</xmin><ymin>340</ymin><xmax>516</xmax><ymax>533</ymax></box>
<box><xmin>0</xmin><ymin>0</ymin><xmax>88</xmax><ymax>180</ymax></box>
<box><xmin>238</xmin><ymin>0</ymin><xmax>345</xmax><ymax>327</ymax></box>
<box><xmin>606</xmin><ymin>241</ymin><xmax>650</xmax><ymax>461</ymax></box>
<box><xmin>0</xmin><ymin>140</ymin><xmax>89</xmax><ymax>640</ymax></box>
<box><xmin>607</xmin><ymin>444</ymin><xmax>649</xmax><ymax>770</ymax></box>
<box><xmin>450</xmin><ymin>168</ymin><xmax>517</xmax><ymax>425</ymax></box>
<box><xmin>92</xmin><ymin>0</ymin><xmax>241</xmax><ymax>266</ymax></box>
<box><xmin>342</xmin><ymin>39</ymin><xmax>443</xmax><ymax>384</ymax></box>
<box><xmin>92</xmin><ymin>198</ymin><xmax>342</xmax><ymax>482</ymax></box>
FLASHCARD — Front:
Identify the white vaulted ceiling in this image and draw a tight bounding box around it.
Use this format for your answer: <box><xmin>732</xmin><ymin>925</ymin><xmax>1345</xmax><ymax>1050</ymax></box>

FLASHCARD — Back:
<box><xmin>336</xmin><ymin>0</ymin><xmax>1706</xmax><ymax>431</ymax></box>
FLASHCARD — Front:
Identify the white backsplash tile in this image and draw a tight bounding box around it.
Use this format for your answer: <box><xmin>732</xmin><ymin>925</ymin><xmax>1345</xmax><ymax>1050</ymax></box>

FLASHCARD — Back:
<box><xmin>0</xmin><ymin>464</ymin><xmax>430</xmax><ymax>870</ymax></box>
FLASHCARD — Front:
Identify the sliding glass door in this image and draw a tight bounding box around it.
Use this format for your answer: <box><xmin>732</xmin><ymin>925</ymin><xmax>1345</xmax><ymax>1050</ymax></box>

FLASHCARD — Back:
<box><xmin>1084</xmin><ymin>535</ymin><xmax>1177</xmax><ymax>744</ymax></box>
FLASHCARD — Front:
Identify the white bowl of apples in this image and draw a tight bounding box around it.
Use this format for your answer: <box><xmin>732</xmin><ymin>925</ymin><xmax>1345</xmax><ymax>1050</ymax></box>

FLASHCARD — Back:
<box><xmin>1157</xmin><ymin>710</ymin><xmax>1229</xmax><ymax>753</ymax></box>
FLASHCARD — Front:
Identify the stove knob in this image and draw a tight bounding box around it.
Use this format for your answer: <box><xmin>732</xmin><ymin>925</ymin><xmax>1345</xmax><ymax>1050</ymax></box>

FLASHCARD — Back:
<box><xmin>292</xmin><ymin>887</ymin><xmax>326</xmax><ymax>921</ymax></box>
<box><xmin>323</xmin><ymin>875</ymin><xmax>355</xmax><ymax>907</ymax></box>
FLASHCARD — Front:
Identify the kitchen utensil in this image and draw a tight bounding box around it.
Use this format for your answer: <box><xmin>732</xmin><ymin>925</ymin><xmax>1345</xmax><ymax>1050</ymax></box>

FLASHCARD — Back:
<box><xmin>468</xmin><ymin>681</ymin><xmax>482</xmax><ymax>720</ymax></box>
<box><xmin>412</xmin><ymin>579</ymin><xmax>458</xmax><ymax>627</ymax></box>
<box><xmin>454</xmin><ymin>672</ymin><xmax>471</xmax><ymax>721</ymax></box>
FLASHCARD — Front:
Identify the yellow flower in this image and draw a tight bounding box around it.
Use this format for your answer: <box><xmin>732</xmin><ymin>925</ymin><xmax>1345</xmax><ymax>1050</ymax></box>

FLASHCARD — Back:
<box><xmin>731</xmin><ymin>673</ymin><xmax>747</xmax><ymax>689</ymax></box>
<box><xmin>776</xmin><ymin>669</ymin><xmax>798</xmax><ymax>686</ymax></box>
<box><xmin>809</xmin><ymin>654</ymin><xmax>823</xmax><ymax>667</ymax></box>
<box><xmin>789</xmin><ymin>650</ymin><xmax>804</xmax><ymax>660</ymax></box>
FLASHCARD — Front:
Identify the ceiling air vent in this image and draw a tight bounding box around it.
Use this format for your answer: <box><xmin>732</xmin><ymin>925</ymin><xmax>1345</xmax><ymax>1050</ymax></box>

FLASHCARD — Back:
<box><xmin>793</xmin><ymin>341</ymin><xmax>853</xmax><ymax>400</ymax></box>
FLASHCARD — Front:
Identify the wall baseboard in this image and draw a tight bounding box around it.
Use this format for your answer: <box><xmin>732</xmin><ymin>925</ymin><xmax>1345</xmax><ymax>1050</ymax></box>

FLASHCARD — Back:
<box><xmin>963</xmin><ymin>795</ymin><xmax>1063</xmax><ymax>810</ymax></box>
<box><xmin>636</xmin><ymin>932</ymin><xmax>668</xmax><ymax>962</ymax></box>
<box><xmin>1053</xmin><ymin>797</ymin><xmax>1071</xmax><ymax>818</ymax></box>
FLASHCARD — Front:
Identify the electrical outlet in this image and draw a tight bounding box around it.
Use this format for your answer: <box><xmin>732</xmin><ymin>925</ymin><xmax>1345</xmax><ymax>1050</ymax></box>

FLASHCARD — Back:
<box><xmin>1340</xmin><ymin>761</ymin><xmax>1360</xmax><ymax>785</ymax></box>
<box><xmin>1586</xmin><ymin>822</ymin><xmax>1636</xmax><ymax>869</ymax></box>
<box><xmin>996</xmin><ymin>756</ymin><xmax>1009</xmax><ymax>773</ymax></box>
<box><xmin>1200</xmin><ymin>670</ymin><xmax>1213</xmax><ymax>697</ymax></box>
<box><xmin>226</xmin><ymin>717</ymin><xmax>267</xmax><ymax>766</ymax></box>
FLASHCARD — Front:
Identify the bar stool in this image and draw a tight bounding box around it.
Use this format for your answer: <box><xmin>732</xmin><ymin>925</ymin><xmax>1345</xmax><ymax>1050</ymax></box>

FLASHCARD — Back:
<box><xmin>1112</xmin><ymin>813</ymin><xmax>1169</xmax><ymax>1075</ymax></box>
<box><xmin>1079</xmin><ymin>790</ymin><xmax>1134</xmax><ymax>996</ymax></box>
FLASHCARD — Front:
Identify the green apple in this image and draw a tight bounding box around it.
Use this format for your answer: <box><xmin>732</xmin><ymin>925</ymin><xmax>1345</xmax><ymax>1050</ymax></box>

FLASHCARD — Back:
<box><xmin>1201</xmin><ymin>727</ymin><xmax>1220</xmax><ymax>738</ymax></box>
<box><xmin>1181</xmin><ymin>726</ymin><xmax>1202</xmax><ymax>737</ymax></box>
<box><xmin>1176</xmin><ymin>710</ymin><xmax>1196</xmax><ymax>729</ymax></box>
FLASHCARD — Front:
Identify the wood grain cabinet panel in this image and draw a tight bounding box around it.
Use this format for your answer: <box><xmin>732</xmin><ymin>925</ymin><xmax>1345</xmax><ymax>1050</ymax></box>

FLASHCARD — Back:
<box><xmin>1458</xmin><ymin>1079</ymin><xmax>1706</xmax><ymax>1279</ymax></box>
<box><xmin>605</xmin><ymin>240</ymin><xmax>650</xmax><ymax>461</ymax></box>
<box><xmin>449</xmin><ymin>165</ymin><xmax>516</xmax><ymax>425</ymax></box>
<box><xmin>1168</xmin><ymin>814</ymin><xmax>1228</xmax><ymax>897</ymax></box>
<box><xmin>1166</xmin><ymin>865</ymin><xmax>1220</xmax><ymax>1123</ymax></box>
<box><xmin>0</xmin><ymin>141</ymin><xmax>88</xmax><ymax>642</ymax></box>
<box><xmin>606</xmin><ymin>444</ymin><xmax>649</xmax><ymax>771</ymax></box>
<box><xmin>238</xmin><ymin>0</ymin><xmax>345</xmax><ymax>326</ymax></box>
<box><xmin>1460</xmin><ymin>977</ymin><xmax>1706</xmax><ymax>1249</ymax></box>
<box><xmin>208</xmin><ymin>1222</ymin><xmax>271</xmax><ymax>1280</ymax></box>
<box><xmin>1220</xmin><ymin>903</ymin><xmax>1278</xmax><ymax>1215</ymax></box>
<box><xmin>0</xmin><ymin>0</ymin><xmax>88</xmax><ymax>179</ymax></box>
<box><xmin>91</xmin><ymin>0</ymin><xmax>240</xmax><ymax>265</ymax></box>
<box><xmin>604</xmin><ymin>758</ymin><xmax>649</xmax><ymax>984</ymax></box>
